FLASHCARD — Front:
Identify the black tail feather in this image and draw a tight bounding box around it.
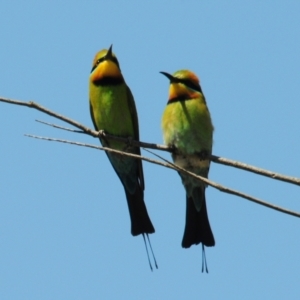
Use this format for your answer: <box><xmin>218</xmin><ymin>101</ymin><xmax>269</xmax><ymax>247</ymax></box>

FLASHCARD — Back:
<box><xmin>182</xmin><ymin>193</ymin><xmax>215</xmax><ymax>248</ymax></box>
<box><xmin>124</xmin><ymin>185</ymin><xmax>155</xmax><ymax>236</ymax></box>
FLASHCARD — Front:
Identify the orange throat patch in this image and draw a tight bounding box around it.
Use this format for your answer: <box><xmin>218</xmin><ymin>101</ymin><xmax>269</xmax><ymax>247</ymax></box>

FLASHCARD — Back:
<box><xmin>91</xmin><ymin>60</ymin><xmax>122</xmax><ymax>83</ymax></box>
<box><xmin>168</xmin><ymin>83</ymin><xmax>199</xmax><ymax>100</ymax></box>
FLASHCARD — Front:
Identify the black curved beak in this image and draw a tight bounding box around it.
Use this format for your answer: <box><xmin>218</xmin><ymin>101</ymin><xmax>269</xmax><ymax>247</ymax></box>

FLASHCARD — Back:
<box><xmin>160</xmin><ymin>71</ymin><xmax>178</xmax><ymax>83</ymax></box>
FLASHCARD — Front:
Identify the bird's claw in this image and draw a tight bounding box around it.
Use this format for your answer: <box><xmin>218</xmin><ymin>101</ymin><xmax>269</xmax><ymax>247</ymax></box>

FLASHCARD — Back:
<box><xmin>97</xmin><ymin>129</ymin><xmax>105</xmax><ymax>138</ymax></box>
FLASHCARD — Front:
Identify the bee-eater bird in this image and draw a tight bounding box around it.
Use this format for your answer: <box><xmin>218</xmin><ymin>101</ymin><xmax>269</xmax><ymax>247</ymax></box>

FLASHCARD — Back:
<box><xmin>89</xmin><ymin>45</ymin><xmax>157</xmax><ymax>270</ymax></box>
<box><xmin>161</xmin><ymin>70</ymin><xmax>215</xmax><ymax>272</ymax></box>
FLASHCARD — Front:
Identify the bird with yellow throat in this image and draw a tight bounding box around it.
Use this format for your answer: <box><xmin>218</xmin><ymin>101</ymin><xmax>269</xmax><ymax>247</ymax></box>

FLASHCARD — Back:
<box><xmin>161</xmin><ymin>70</ymin><xmax>215</xmax><ymax>272</ymax></box>
<box><xmin>89</xmin><ymin>45</ymin><xmax>157</xmax><ymax>270</ymax></box>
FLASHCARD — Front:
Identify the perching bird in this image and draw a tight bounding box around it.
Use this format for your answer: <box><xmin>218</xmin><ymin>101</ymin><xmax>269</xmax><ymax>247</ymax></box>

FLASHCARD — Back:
<box><xmin>89</xmin><ymin>45</ymin><xmax>156</xmax><ymax>270</ymax></box>
<box><xmin>161</xmin><ymin>70</ymin><xmax>215</xmax><ymax>272</ymax></box>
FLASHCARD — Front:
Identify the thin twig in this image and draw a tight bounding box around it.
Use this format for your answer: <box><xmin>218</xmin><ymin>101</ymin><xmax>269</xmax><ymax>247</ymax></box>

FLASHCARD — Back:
<box><xmin>210</xmin><ymin>155</ymin><xmax>300</xmax><ymax>186</ymax></box>
<box><xmin>24</xmin><ymin>134</ymin><xmax>300</xmax><ymax>218</ymax></box>
<box><xmin>36</xmin><ymin>120</ymin><xmax>85</xmax><ymax>133</ymax></box>
<box><xmin>24</xmin><ymin>134</ymin><xmax>175</xmax><ymax>169</ymax></box>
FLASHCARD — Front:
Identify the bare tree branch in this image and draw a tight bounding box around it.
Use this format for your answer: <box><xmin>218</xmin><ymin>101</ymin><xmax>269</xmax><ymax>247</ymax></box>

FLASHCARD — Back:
<box><xmin>1</xmin><ymin>96</ymin><xmax>300</xmax><ymax>187</ymax></box>
<box><xmin>1</xmin><ymin>97</ymin><xmax>169</xmax><ymax>151</ymax></box>
<box><xmin>2</xmin><ymin>93</ymin><xmax>300</xmax><ymax>220</ymax></box>
<box><xmin>25</xmin><ymin>134</ymin><xmax>300</xmax><ymax>218</ymax></box>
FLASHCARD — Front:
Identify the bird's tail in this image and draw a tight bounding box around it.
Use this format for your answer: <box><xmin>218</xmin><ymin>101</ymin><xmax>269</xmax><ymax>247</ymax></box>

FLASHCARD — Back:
<box><xmin>124</xmin><ymin>185</ymin><xmax>155</xmax><ymax>236</ymax></box>
<box><xmin>125</xmin><ymin>186</ymin><xmax>158</xmax><ymax>271</ymax></box>
<box><xmin>182</xmin><ymin>190</ymin><xmax>215</xmax><ymax>248</ymax></box>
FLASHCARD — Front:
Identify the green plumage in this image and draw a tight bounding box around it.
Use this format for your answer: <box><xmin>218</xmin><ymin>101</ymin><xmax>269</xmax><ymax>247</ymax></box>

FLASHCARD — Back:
<box><xmin>161</xmin><ymin>70</ymin><xmax>215</xmax><ymax>248</ymax></box>
<box><xmin>162</xmin><ymin>97</ymin><xmax>213</xmax><ymax>154</ymax></box>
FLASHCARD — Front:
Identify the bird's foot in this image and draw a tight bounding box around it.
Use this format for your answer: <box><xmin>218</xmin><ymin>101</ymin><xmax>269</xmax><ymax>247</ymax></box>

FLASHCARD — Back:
<box><xmin>97</xmin><ymin>129</ymin><xmax>105</xmax><ymax>138</ymax></box>
<box><xmin>97</xmin><ymin>130</ymin><xmax>110</xmax><ymax>145</ymax></box>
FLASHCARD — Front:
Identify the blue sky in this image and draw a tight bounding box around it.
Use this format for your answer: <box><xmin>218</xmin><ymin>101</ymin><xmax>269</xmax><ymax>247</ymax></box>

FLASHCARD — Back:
<box><xmin>1</xmin><ymin>1</ymin><xmax>300</xmax><ymax>299</ymax></box>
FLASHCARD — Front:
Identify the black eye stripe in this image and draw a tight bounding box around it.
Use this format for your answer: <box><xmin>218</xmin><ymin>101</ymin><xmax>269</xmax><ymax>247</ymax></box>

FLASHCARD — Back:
<box><xmin>90</xmin><ymin>56</ymin><xmax>120</xmax><ymax>73</ymax></box>
<box><xmin>178</xmin><ymin>79</ymin><xmax>202</xmax><ymax>93</ymax></box>
<box><xmin>91</xmin><ymin>58</ymin><xmax>103</xmax><ymax>72</ymax></box>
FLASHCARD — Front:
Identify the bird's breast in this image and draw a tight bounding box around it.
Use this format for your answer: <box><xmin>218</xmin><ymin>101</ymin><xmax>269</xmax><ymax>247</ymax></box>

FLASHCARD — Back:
<box><xmin>162</xmin><ymin>99</ymin><xmax>213</xmax><ymax>154</ymax></box>
<box><xmin>90</xmin><ymin>84</ymin><xmax>134</xmax><ymax>141</ymax></box>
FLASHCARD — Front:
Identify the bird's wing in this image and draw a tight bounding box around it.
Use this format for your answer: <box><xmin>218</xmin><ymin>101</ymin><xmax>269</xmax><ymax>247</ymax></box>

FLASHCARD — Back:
<box><xmin>126</xmin><ymin>86</ymin><xmax>145</xmax><ymax>190</ymax></box>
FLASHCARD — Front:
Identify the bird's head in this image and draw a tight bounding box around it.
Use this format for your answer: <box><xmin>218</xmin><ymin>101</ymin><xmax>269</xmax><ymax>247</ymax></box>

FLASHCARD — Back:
<box><xmin>160</xmin><ymin>70</ymin><xmax>202</xmax><ymax>102</ymax></box>
<box><xmin>90</xmin><ymin>45</ymin><xmax>123</xmax><ymax>84</ymax></box>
